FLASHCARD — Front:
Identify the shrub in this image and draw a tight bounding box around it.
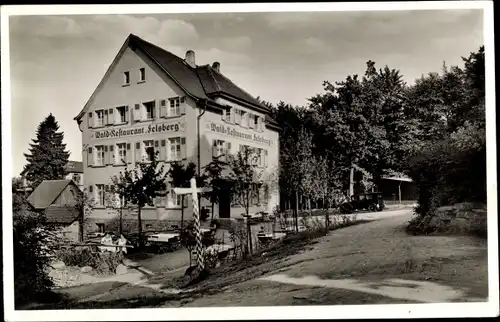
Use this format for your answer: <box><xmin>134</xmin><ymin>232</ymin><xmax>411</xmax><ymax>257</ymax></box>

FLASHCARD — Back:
<box><xmin>407</xmin><ymin>126</ymin><xmax>486</xmax><ymax>225</ymax></box>
<box><xmin>55</xmin><ymin>247</ymin><xmax>122</xmax><ymax>275</ymax></box>
<box><xmin>13</xmin><ymin>210</ymin><xmax>57</xmax><ymax>307</ymax></box>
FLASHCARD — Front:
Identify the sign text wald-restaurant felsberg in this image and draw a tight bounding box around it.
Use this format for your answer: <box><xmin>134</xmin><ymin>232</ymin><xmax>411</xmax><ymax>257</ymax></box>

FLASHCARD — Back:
<box><xmin>207</xmin><ymin>122</ymin><xmax>273</xmax><ymax>147</ymax></box>
<box><xmin>91</xmin><ymin>121</ymin><xmax>185</xmax><ymax>140</ymax></box>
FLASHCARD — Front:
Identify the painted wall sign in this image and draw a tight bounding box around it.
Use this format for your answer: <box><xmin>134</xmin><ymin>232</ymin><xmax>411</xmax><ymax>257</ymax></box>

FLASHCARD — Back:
<box><xmin>206</xmin><ymin>122</ymin><xmax>273</xmax><ymax>147</ymax></box>
<box><xmin>91</xmin><ymin>121</ymin><xmax>185</xmax><ymax>140</ymax></box>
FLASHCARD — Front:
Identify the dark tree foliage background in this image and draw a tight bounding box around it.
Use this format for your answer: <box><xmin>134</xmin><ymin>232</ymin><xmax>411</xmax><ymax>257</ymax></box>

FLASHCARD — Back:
<box><xmin>22</xmin><ymin>113</ymin><xmax>70</xmax><ymax>189</ymax></box>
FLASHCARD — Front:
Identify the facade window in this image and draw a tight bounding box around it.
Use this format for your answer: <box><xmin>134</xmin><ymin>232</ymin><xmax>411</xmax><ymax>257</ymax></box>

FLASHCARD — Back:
<box><xmin>95</xmin><ymin>145</ymin><xmax>105</xmax><ymax>166</ymax></box>
<box><xmin>213</xmin><ymin>140</ymin><xmax>225</xmax><ymax>159</ymax></box>
<box><xmin>256</xmin><ymin>148</ymin><xmax>263</xmax><ymax>166</ymax></box>
<box><xmin>97</xmin><ymin>223</ymin><xmax>105</xmax><ymax>233</ymax></box>
<box><xmin>169</xmin><ymin>137</ymin><xmax>181</xmax><ymax>161</ymax></box>
<box><xmin>116</xmin><ymin>143</ymin><xmax>127</xmax><ymax>164</ymax></box>
<box><xmin>144</xmin><ymin>101</ymin><xmax>155</xmax><ymax>119</ymax></box>
<box><xmin>253</xmin><ymin>115</ymin><xmax>259</xmax><ymax>128</ymax></box>
<box><xmin>139</xmin><ymin>68</ymin><xmax>146</xmax><ymax>82</ymax></box>
<box><xmin>169</xmin><ymin>98</ymin><xmax>180</xmax><ymax>117</ymax></box>
<box><xmin>95</xmin><ymin>110</ymin><xmax>105</xmax><ymax>127</ymax></box>
<box><xmin>170</xmin><ymin>189</ymin><xmax>182</xmax><ymax>207</ymax></box>
<box><xmin>96</xmin><ymin>184</ymin><xmax>105</xmax><ymax>206</ymax></box>
<box><xmin>117</xmin><ymin>106</ymin><xmax>127</xmax><ymax>123</ymax></box>
<box><xmin>144</xmin><ymin>140</ymin><xmax>155</xmax><ymax>161</ymax></box>
<box><xmin>235</xmin><ymin>109</ymin><xmax>242</xmax><ymax>124</ymax></box>
<box><xmin>225</xmin><ymin>108</ymin><xmax>232</xmax><ymax>122</ymax></box>
<box><xmin>123</xmin><ymin>71</ymin><xmax>130</xmax><ymax>85</ymax></box>
<box><xmin>241</xmin><ymin>111</ymin><xmax>248</xmax><ymax>127</ymax></box>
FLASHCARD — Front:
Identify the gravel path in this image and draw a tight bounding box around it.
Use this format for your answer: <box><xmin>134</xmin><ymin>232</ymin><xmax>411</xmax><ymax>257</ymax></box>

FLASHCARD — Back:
<box><xmin>177</xmin><ymin>209</ymin><xmax>488</xmax><ymax>307</ymax></box>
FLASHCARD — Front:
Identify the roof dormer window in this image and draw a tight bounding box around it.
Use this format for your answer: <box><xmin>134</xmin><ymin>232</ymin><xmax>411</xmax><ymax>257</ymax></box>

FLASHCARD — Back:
<box><xmin>139</xmin><ymin>68</ymin><xmax>146</xmax><ymax>83</ymax></box>
<box><xmin>123</xmin><ymin>71</ymin><xmax>130</xmax><ymax>86</ymax></box>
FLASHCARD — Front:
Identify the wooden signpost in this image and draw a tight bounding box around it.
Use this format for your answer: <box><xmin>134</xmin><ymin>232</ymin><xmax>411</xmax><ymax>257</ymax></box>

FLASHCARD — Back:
<box><xmin>174</xmin><ymin>177</ymin><xmax>212</xmax><ymax>275</ymax></box>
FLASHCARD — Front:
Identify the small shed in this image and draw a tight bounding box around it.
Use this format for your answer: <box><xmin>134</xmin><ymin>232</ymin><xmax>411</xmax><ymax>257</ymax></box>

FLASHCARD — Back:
<box><xmin>28</xmin><ymin>180</ymin><xmax>83</xmax><ymax>242</ymax></box>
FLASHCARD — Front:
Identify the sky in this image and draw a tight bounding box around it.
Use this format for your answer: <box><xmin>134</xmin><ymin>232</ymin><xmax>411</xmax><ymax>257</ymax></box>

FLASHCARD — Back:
<box><xmin>9</xmin><ymin>9</ymin><xmax>484</xmax><ymax>176</ymax></box>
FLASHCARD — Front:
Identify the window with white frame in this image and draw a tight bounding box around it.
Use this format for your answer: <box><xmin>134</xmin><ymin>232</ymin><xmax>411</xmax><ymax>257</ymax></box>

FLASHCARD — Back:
<box><xmin>116</xmin><ymin>106</ymin><xmax>127</xmax><ymax>123</ymax></box>
<box><xmin>95</xmin><ymin>184</ymin><xmax>105</xmax><ymax>206</ymax></box>
<box><xmin>235</xmin><ymin>109</ymin><xmax>242</xmax><ymax>124</ymax></box>
<box><xmin>116</xmin><ymin>143</ymin><xmax>127</xmax><ymax>164</ymax></box>
<box><xmin>225</xmin><ymin>108</ymin><xmax>232</xmax><ymax>122</ymax></box>
<box><xmin>94</xmin><ymin>110</ymin><xmax>105</xmax><ymax>127</ymax></box>
<box><xmin>213</xmin><ymin>139</ymin><xmax>225</xmax><ymax>159</ymax></box>
<box><xmin>95</xmin><ymin>145</ymin><xmax>105</xmax><ymax>166</ymax></box>
<box><xmin>144</xmin><ymin>140</ymin><xmax>155</xmax><ymax>161</ymax></box>
<box><xmin>143</xmin><ymin>101</ymin><xmax>155</xmax><ymax>119</ymax></box>
<box><xmin>241</xmin><ymin>111</ymin><xmax>248</xmax><ymax>127</ymax></box>
<box><xmin>170</xmin><ymin>189</ymin><xmax>182</xmax><ymax>207</ymax></box>
<box><xmin>169</xmin><ymin>137</ymin><xmax>181</xmax><ymax>161</ymax></box>
<box><xmin>139</xmin><ymin>68</ymin><xmax>146</xmax><ymax>82</ymax></box>
<box><xmin>169</xmin><ymin>98</ymin><xmax>180</xmax><ymax>117</ymax></box>
<box><xmin>123</xmin><ymin>71</ymin><xmax>130</xmax><ymax>85</ymax></box>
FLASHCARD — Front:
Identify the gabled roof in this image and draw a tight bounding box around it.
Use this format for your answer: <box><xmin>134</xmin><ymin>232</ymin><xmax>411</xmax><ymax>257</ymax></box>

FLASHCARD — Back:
<box><xmin>65</xmin><ymin>161</ymin><xmax>83</xmax><ymax>174</ymax></box>
<box><xmin>74</xmin><ymin>33</ymin><xmax>270</xmax><ymax>121</ymax></box>
<box><xmin>28</xmin><ymin>180</ymin><xmax>76</xmax><ymax>209</ymax></box>
<box><xmin>44</xmin><ymin>206</ymin><xmax>80</xmax><ymax>225</ymax></box>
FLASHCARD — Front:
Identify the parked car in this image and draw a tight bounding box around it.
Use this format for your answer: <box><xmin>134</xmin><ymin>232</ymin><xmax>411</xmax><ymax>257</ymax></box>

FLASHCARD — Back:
<box><xmin>340</xmin><ymin>192</ymin><xmax>385</xmax><ymax>214</ymax></box>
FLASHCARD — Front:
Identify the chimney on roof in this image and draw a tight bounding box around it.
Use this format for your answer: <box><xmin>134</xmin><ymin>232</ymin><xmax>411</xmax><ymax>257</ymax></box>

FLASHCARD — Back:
<box><xmin>212</xmin><ymin>62</ymin><xmax>220</xmax><ymax>73</ymax></box>
<box><xmin>185</xmin><ymin>50</ymin><xmax>196</xmax><ymax>68</ymax></box>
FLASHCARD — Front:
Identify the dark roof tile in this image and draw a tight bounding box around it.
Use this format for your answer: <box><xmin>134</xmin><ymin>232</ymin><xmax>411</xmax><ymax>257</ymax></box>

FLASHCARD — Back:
<box><xmin>44</xmin><ymin>206</ymin><xmax>80</xmax><ymax>225</ymax></box>
<box><xmin>65</xmin><ymin>161</ymin><xmax>83</xmax><ymax>173</ymax></box>
<box><xmin>28</xmin><ymin>180</ymin><xmax>72</xmax><ymax>209</ymax></box>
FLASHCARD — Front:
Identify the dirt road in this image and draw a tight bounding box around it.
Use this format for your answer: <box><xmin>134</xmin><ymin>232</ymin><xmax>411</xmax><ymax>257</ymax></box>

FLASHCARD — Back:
<box><xmin>177</xmin><ymin>209</ymin><xmax>488</xmax><ymax>307</ymax></box>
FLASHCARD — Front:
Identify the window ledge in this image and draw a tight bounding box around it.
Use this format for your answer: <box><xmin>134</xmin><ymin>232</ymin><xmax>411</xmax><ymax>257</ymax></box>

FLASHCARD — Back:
<box><xmin>137</xmin><ymin>80</ymin><xmax>146</xmax><ymax>84</ymax></box>
<box><xmin>113</xmin><ymin>122</ymin><xmax>128</xmax><ymax>126</ymax></box>
<box><xmin>94</xmin><ymin>206</ymin><xmax>106</xmax><ymax>209</ymax></box>
<box><xmin>92</xmin><ymin>125</ymin><xmax>105</xmax><ymax>129</ymax></box>
<box><xmin>122</xmin><ymin>84</ymin><xmax>130</xmax><ymax>87</ymax></box>
<box><xmin>90</xmin><ymin>165</ymin><xmax>106</xmax><ymax>168</ymax></box>
<box><xmin>112</xmin><ymin>163</ymin><xmax>127</xmax><ymax>167</ymax></box>
<box><xmin>161</xmin><ymin>114</ymin><xmax>184</xmax><ymax>119</ymax></box>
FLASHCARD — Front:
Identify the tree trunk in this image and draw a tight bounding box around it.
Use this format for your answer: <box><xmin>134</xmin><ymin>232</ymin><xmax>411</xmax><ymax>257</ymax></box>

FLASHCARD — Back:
<box><xmin>246</xmin><ymin>190</ymin><xmax>252</xmax><ymax>255</ymax></box>
<box><xmin>138</xmin><ymin>206</ymin><xmax>143</xmax><ymax>247</ymax></box>
<box><xmin>119</xmin><ymin>208</ymin><xmax>123</xmax><ymax>236</ymax></box>
<box><xmin>349</xmin><ymin>166</ymin><xmax>355</xmax><ymax>197</ymax></box>
<box><xmin>181</xmin><ymin>195</ymin><xmax>185</xmax><ymax>233</ymax></box>
<box><xmin>294</xmin><ymin>190</ymin><xmax>299</xmax><ymax>233</ymax></box>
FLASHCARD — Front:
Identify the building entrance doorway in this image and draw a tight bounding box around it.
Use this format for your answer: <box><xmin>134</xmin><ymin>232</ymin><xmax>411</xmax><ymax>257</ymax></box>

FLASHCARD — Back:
<box><xmin>219</xmin><ymin>193</ymin><xmax>231</xmax><ymax>218</ymax></box>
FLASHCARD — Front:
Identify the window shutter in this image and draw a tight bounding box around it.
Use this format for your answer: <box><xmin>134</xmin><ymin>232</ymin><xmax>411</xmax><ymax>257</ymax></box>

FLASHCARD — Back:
<box><xmin>225</xmin><ymin>142</ymin><xmax>232</xmax><ymax>162</ymax></box>
<box><xmin>89</xmin><ymin>185</ymin><xmax>93</xmax><ymax>194</ymax></box>
<box><xmin>180</xmin><ymin>97</ymin><xmax>186</xmax><ymax>115</ymax></box>
<box><xmin>104</xmin><ymin>109</ymin><xmax>109</xmax><ymax>125</ymax></box>
<box><xmin>104</xmin><ymin>145</ymin><xmax>110</xmax><ymax>165</ymax></box>
<box><xmin>160</xmin><ymin>100</ymin><xmax>166</xmax><ymax>118</ymax></box>
<box><xmin>264</xmin><ymin>150</ymin><xmax>268</xmax><ymax>167</ymax></box>
<box><xmin>222</xmin><ymin>109</ymin><xmax>226</xmax><ymax>121</ymax></box>
<box><xmin>135</xmin><ymin>142</ymin><xmax>141</xmax><ymax>162</ymax></box>
<box><xmin>181</xmin><ymin>138</ymin><xmax>187</xmax><ymax>160</ymax></box>
<box><xmin>133</xmin><ymin>104</ymin><xmax>141</xmax><ymax>122</ymax></box>
<box><xmin>108</xmin><ymin>108</ymin><xmax>114</xmax><ymax>125</ymax></box>
<box><xmin>88</xmin><ymin>112</ymin><xmax>94</xmax><ymax>128</ymax></box>
<box><xmin>125</xmin><ymin>106</ymin><xmax>129</xmax><ymax>123</ymax></box>
<box><xmin>249</xmin><ymin>114</ymin><xmax>255</xmax><ymax>129</ymax></box>
<box><xmin>87</xmin><ymin>147</ymin><xmax>93</xmax><ymax>167</ymax></box>
<box><xmin>154</xmin><ymin>140</ymin><xmax>159</xmax><ymax>159</ymax></box>
<box><xmin>160</xmin><ymin>140</ymin><xmax>166</xmax><ymax>161</ymax></box>
<box><xmin>126</xmin><ymin>143</ymin><xmax>132</xmax><ymax>163</ymax></box>
<box><xmin>152</xmin><ymin>101</ymin><xmax>156</xmax><ymax>119</ymax></box>
<box><xmin>212</xmin><ymin>140</ymin><xmax>218</xmax><ymax>158</ymax></box>
<box><xmin>110</xmin><ymin>145</ymin><xmax>115</xmax><ymax>165</ymax></box>
<box><xmin>230</xmin><ymin>108</ymin><xmax>235</xmax><ymax>124</ymax></box>
<box><xmin>259</xmin><ymin>117</ymin><xmax>264</xmax><ymax>132</ymax></box>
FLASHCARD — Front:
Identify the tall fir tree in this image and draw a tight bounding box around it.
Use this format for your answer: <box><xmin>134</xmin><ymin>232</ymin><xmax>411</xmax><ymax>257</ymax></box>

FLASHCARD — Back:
<box><xmin>22</xmin><ymin>114</ymin><xmax>70</xmax><ymax>188</ymax></box>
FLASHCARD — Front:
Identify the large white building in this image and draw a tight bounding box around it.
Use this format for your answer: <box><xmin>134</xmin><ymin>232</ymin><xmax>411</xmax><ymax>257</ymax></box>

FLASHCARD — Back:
<box><xmin>73</xmin><ymin>34</ymin><xmax>280</xmax><ymax>233</ymax></box>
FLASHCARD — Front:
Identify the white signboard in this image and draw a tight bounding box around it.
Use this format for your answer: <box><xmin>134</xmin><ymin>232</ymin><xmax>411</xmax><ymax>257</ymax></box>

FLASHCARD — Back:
<box><xmin>91</xmin><ymin>121</ymin><xmax>185</xmax><ymax>140</ymax></box>
<box><xmin>206</xmin><ymin>122</ymin><xmax>273</xmax><ymax>147</ymax></box>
